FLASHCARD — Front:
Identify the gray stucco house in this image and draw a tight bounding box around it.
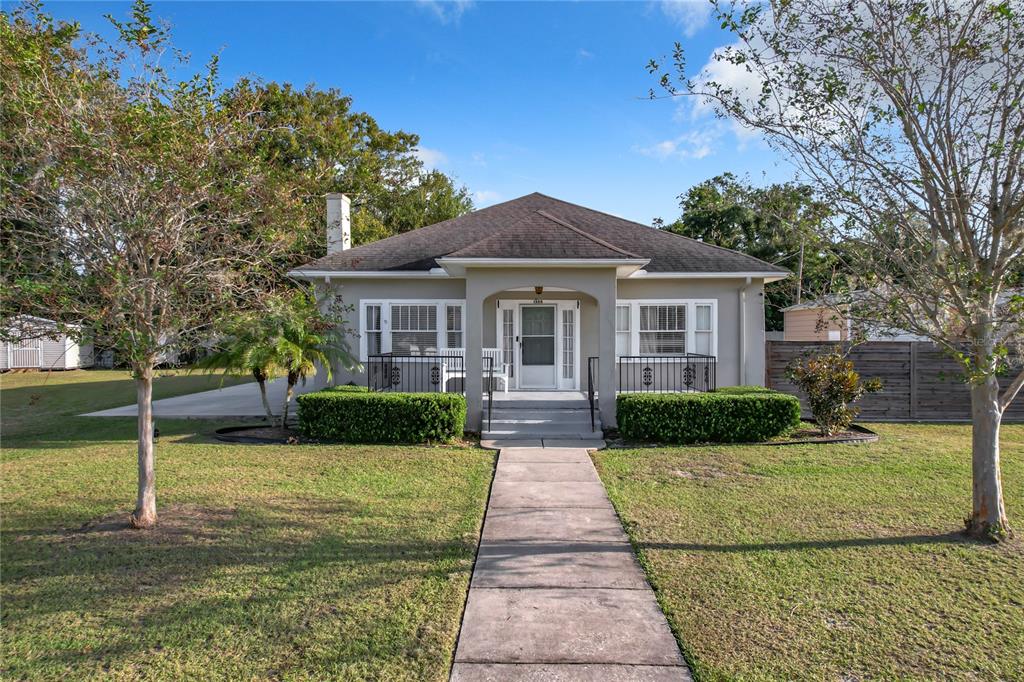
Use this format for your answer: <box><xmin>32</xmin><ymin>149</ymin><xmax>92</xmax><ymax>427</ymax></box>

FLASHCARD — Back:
<box><xmin>290</xmin><ymin>192</ymin><xmax>788</xmax><ymax>432</ymax></box>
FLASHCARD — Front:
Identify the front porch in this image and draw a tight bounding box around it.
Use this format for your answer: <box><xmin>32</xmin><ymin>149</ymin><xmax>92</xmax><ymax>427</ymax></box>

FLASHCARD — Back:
<box><xmin>365</xmin><ymin>351</ymin><xmax>718</xmax><ymax>435</ymax></box>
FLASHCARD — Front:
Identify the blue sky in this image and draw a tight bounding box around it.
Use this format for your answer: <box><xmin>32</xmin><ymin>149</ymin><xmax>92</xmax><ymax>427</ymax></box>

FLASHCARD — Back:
<box><xmin>48</xmin><ymin>1</ymin><xmax>794</xmax><ymax>224</ymax></box>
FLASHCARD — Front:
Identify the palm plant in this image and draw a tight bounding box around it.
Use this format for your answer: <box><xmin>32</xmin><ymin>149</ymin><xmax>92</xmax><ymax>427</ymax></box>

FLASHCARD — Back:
<box><xmin>197</xmin><ymin>313</ymin><xmax>285</xmax><ymax>425</ymax></box>
<box><xmin>274</xmin><ymin>295</ymin><xmax>357</xmax><ymax>426</ymax></box>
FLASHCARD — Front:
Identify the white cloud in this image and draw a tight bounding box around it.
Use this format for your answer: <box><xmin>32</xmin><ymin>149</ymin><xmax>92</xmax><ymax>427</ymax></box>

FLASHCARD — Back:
<box><xmin>658</xmin><ymin>0</ymin><xmax>712</xmax><ymax>38</ymax></box>
<box><xmin>414</xmin><ymin>147</ymin><xmax>448</xmax><ymax>169</ymax></box>
<box><xmin>415</xmin><ymin>0</ymin><xmax>474</xmax><ymax>25</ymax></box>
<box><xmin>577</xmin><ymin>48</ymin><xmax>595</xmax><ymax>60</ymax></box>
<box><xmin>470</xmin><ymin>152</ymin><xmax>487</xmax><ymax>166</ymax></box>
<box><xmin>634</xmin><ymin>128</ymin><xmax>719</xmax><ymax>160</ymax></box>
<box><xmin>473</xmin><ymin>189</ymin><xmax>502</xmax><ymax>205</ymax></box>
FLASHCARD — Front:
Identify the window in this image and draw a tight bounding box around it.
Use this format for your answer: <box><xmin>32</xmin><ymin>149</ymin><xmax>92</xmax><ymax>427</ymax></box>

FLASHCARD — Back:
<box><xmin>365</xmin><ymin>304</ymin><xmax>382</xmax><ymax>356</ymax></box>
<box><xmin>390</xmin><ymin>304</ymin><xmax>437</xmax><ymax>354</ymax></box>
<box><xmin>615</xmin><ymin>304</ymin><xmax>631</xmax><ymax>357</ymax></box>
<box><xmin>639</xmin><ymin>304</ymin><xmax>686</xmax><ymax>355</ymax></box>
<box><xmin>446</xmin><ymin>304</ymin><xmax>463</xmax><ymax>349</ymax></box>
<box><xmin>616</xmin><ymin>300</ymin><xmax>717</xmax><ymax>357</ymax></box>
<box><xmin>561</xmin><ymin>308</ymin><xmax>575</xmax><ymax>379</ymax></box>
<box><xmin>502</xmin><ymin>308</ymin><xmax>514</xmax><ymax>377</ymax></box>
<box><xmin>360</xmin><ymin>300</ymin><xmax>465</xmax><ymax>359</ymax></box>
<box><xmin>694</xmin><ymin>304</ymin><xmax>713</xmax><ymax>355</ymax></box>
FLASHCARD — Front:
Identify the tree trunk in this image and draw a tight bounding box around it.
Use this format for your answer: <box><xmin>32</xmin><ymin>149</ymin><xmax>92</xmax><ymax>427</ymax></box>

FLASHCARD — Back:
<box><xmin>253</xmin><ymin>369</ymin><xmax>275</xmax><ymax>424</ymax></box>
<box><xmin>129</xmin><ymin>364</ymin><xmax>157</xmax><ymax>528</ymax></box>
<box><xmin>281</xmin><ymin>371</ymin><xmax>298</xmax><ymax>428</ymax></box>
<box><xmin>965</xmin><ymin>375</ymin><xmax>1011</xmax><ymax>541</ymax></box>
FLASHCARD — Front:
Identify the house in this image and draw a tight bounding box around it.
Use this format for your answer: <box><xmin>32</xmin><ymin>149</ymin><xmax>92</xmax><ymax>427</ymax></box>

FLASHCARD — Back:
<box><xmin>0</xmin><ymin>316</ymin><xmax>94</xmax><ymax>371</ymax></box>
<box><xmin>782</xmin><ymin>293</ymin><xmax>932</xmax><ymax>342</ymax></box>
<box><xmin>289</xmin><ymin>193</ymin><xmax>789</xmax><ymax>431</ymax></box>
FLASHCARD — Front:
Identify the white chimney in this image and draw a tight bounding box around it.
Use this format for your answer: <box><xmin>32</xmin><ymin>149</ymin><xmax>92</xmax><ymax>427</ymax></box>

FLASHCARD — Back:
<box><xmin>326</xmin><ymin>193</ymin><xmax>351</xmax><ymax>254</ymax></box>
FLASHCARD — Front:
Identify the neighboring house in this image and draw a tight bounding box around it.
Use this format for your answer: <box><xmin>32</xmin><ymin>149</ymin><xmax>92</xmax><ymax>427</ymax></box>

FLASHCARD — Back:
<box><xmin>290</xmin><ymin>192</ymin><xmax>789</xmax><ymax>430</ymax></box>
<box><xmin>781</xmin><ymin>292</ymin><xmax>973</xmax><ymax>342</ymax></box>
<box><xmin>0</xmin><ymin>316</ymin><xmax>94</xmax><ymax>371</ymax></box>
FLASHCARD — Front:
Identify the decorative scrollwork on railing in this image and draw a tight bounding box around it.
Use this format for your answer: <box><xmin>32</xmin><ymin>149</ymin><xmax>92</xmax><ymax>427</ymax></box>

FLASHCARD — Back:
<box><xmin>683</xmin><ymin>365</ymin><xmax>695</xmax><ymax>389</ymax></box>
<box><xmin>703</xmin><ymin>365</ymin><xmax>710</xmax><ymax>387</ymax></box>
<box><xmin>390</xmin><ymin>366</ymin><xmax>402</xmax><ymax>386</ymax></box>
<box><xmin>430</xmin><ymin>365</ymin><xmax>440</xmax><ymax>386</ymax></box>
<box><xmin>642</xmin><ymin>366</ymin><xmax>653</xmax><ymax>386</ymax></box>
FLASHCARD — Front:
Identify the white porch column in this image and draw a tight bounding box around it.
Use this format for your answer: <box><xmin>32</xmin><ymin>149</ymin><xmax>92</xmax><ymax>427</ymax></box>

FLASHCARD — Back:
<box><xmin>465</xmin><ymin>271</ymin><xmax>485</xmax><ymax>431</ymax></box>
<box><xmin>596</xmin><ymin>273</ymin><xmax>618</xmax><ymax>428</ymax></box>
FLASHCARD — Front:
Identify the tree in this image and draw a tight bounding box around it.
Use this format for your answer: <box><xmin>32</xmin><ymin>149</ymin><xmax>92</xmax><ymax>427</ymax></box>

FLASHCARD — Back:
<box><xmin>650</xmin><ymin>0</ymin><xmax>1024</xmax><ymax>539</ymax></box>
<box><xmin>659</xmin><ymin>173</ymin><xmax>840</xmax><ymax>329</ymax></box>
<box><xmin>1</xmin><ymin>2</ymin><xmax>283</xmax><ymax>527</ymax></box>
<box><xmin>218</xmin><ymin>80</ymin><xmax>473</xmax><ymax>271</ymax></box>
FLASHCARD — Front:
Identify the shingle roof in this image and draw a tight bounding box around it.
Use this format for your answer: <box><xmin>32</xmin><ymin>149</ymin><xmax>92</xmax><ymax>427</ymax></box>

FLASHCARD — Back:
<box><xmin>294</xmin><ymin>192</ymin><xmax>788</xmax><ymax>274</ymax></box>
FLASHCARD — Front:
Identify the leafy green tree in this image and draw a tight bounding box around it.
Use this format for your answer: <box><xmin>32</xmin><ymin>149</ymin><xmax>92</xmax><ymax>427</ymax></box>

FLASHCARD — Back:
<box><xmin>1</xmin><ymin>2</ymin><xmax>284</xmax><ymax>527</ymax></box>
<box><xmin>659</xmin><ymin>174</ymin><xmax>839</xmax><ymax>330</ymax></box>
<box><xmin>219</xmin><ymin>80</ymin><xmax>473</xmax><ymax>271</ymax></box>
<box><xmin>651</xmin><ymin>0</ymin><xmax>1024</xmax><ymax>540</ymax></box>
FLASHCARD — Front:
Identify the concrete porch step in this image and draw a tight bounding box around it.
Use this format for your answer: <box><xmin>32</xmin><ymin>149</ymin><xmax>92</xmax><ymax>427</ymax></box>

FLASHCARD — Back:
<box><xmin>482</xmin><ymin>429</ymin><xmax>605</xmax><ymax>440</ymax></box>
<box><xmin>490</xmin><ymin>408</ymin><xmax>592</xmax><ymax>421</ymax></box>
<box><xmin>485</xmin><ymin>421</ymin><xmax>602</xmax><ymax>436</ymax></box>
<box><xmin>488</xmin><ymin>398</ymin><xmax>591</xmax><ymax>410</ymax></box>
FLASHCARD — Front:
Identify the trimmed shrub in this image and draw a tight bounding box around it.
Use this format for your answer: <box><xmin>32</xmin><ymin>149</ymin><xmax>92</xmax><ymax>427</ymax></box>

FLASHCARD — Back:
<box><xmin>714</xmin><ymin>385</ymin><xmax>776</xmax><ymax>395</ymax></box>
<box><xmin>297</xmin><ymin>389</ymin><xmax>466</xmax><ymax>443</ymax></box>
<box><xmin>617</xmin><ymin>389</ymin><xmax>801</xmax><ymax>444</ymax></box>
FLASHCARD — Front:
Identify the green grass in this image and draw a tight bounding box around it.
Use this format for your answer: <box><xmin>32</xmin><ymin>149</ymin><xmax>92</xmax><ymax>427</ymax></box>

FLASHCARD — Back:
<box><xmin>593</xmin><ymin>423</ymin><xmax>1024</xmax><ymax>681</ymax></box>
<box><xmin>1</xmin><ymin>371</ymin><xmax>495</xmax><ymax>681</ymax></box>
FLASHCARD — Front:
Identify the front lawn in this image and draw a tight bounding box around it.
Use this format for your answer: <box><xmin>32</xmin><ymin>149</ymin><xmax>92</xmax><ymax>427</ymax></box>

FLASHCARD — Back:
<box><xmin>593</xmin><ymin>423</ymin><xmax>1024</xmax><ymax>680</ymax></box>
<box><xmin>0</xmin><ymin>368</ymin><xmax>252</xmax><ymax>440</ymax></box>
<box><xmin>1</xmin><ymin>371</ymin><xmax>495</xmax><ymax>681</ymax></box>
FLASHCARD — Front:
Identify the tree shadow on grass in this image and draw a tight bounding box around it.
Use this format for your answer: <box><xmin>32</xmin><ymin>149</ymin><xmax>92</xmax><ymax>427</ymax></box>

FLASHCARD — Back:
<box><xmin>2</xmin><ymin>498</ymin><xmax>479</xmax><ymax>677</ymax></box>
<box><xmin>638</xmin><ymin>531</ymin><xmax>994</xmax><ymax>554</ymax></box>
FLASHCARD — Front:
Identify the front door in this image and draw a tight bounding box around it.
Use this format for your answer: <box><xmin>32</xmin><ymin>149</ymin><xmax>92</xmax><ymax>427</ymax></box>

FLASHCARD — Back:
<box><xmin>519</xmin><ymin>305</ymin><xmax>557</xmax><ymax>389</ymax></box>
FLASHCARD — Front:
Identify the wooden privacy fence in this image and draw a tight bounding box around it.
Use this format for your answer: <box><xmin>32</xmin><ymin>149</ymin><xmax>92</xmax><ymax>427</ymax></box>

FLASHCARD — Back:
<box><xmin>766</xmin><ymin>341</ymin><xmax>1024</xmax><ymax>422</ymax></box>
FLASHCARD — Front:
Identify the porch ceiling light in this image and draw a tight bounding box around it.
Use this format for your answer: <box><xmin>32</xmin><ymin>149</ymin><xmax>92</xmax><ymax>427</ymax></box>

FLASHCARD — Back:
<box><xmin>534</xmin><ymin>286</ymin><xmax>544</xmax><ymax>295</ymax></box>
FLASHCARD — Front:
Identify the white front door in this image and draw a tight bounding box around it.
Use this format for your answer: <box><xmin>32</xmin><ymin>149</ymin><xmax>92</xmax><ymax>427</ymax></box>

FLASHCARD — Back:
<box><xmin>519</xmin><ymin>305</ymin><xmax>557</xmax><ymax>389</ymax></box>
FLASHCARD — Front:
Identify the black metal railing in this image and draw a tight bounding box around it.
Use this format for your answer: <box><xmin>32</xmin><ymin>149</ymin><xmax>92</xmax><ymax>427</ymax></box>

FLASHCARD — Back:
<box><xmin>366</xmin><ymin>353</ymin><xmax>494</xmax><ymax>430</ymax></box>
<box><xmin>617</xmin><ymin>355</ymin><xmax>716</xmax><ymax>393</ymax></box>
<box><xmin>586</xmin><ymin>354</ymin><xmax>718</xmax><ymax>430</ymax></box>
<box><xmin>587</xmin><ymin>356</ymin><xmax>599</xmax><ymax>431</ymax></box>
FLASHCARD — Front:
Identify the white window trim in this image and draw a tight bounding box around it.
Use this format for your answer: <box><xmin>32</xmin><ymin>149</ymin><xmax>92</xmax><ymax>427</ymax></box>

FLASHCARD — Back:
<box><xmin>615</xmin><ymin>299</ymin><xmax>718</xmax><ymax>359</ymax></box>
<box><xmin>359</xmin><ymin>299</ymin><xmax>466</xmax><ymax>361</ymax></box>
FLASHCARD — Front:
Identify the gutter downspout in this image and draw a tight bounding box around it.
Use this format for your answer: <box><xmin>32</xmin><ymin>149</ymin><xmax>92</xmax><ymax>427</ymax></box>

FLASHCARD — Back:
<box><xmin>738</xmin><ymin>277</ymin><xmax>751</xmax><ymax>385</ymax></box>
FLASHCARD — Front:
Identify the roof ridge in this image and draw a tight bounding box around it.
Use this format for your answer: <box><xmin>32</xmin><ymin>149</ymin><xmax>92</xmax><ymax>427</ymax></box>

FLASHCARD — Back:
<box><xmin>532</xmin><ymin>192</ymin><xmax>784</xmax><ymax>271</ymax></box>
<box><xmin>534</xmin><ymin>210</ymin><xmax>643</xmax><ymax>259</ymax></box>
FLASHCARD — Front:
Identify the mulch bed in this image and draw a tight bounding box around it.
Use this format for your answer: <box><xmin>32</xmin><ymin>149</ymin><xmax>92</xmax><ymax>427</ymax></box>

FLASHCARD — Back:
<box><xmin>604</xmin><ymin>422</ymin><xmax>879</xmax><ymax>448</ymax></box>
<box><xmin>213</xmin><ymin>425</ymin><xmax>304</xmax><ymax>444</ymax></box>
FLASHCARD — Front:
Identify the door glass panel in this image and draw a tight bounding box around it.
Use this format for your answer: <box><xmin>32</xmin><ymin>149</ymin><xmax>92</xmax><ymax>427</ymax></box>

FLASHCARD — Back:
<box><xmin>521</xmin><ymin>306</ymin><xmax>555</xmax><ymax>366</ymax></box>
<box><xmin>522</xmin><ymin>337</ymin><xmax>555</xmax><ymax>365</ymax></box>
<box><xmin>521</xmin><ymin>307</ymin><xmax>554</xmax><ymax>335</ymax></box>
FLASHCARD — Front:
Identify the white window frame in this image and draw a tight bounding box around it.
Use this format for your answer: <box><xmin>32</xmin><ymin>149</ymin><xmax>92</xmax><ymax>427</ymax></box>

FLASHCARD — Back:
<box><xmin>615</xmin><ymin>299</ymin><xmax>718</xmax><ymax>358</ymax></box>
<box><xmin>358</xmin><ymin>299</ymin><xmax>466</xmax><ymax>360</ymax></box>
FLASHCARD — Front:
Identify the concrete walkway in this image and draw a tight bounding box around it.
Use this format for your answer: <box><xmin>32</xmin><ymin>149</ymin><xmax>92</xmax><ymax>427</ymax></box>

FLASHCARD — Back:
<box><xmin>451</xmin><ymin>445</ymin><xmax>691</xmax><ymax>681</ymax></box>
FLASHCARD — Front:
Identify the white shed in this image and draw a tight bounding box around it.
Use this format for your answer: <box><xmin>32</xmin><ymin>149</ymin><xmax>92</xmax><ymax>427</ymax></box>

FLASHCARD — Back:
<box><xmin>0</xmin><ymin>316</ymin><xmax>94</xmax><ymax>371</ymax></box>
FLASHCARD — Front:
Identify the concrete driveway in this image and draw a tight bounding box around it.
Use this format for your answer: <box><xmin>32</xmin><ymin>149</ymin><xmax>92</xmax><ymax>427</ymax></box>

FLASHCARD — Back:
<box><xmin>83</xmin><ymin>377</ymin><xmax>326</xmax><ymax>419</ymax></box>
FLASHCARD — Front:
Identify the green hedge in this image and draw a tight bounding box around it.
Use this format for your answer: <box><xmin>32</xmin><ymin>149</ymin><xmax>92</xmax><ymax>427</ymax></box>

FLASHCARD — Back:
<box><xmin>617</xmin><ymin>387</ymin><xmax>801</xmax><ymax>444</ymax></box>
<box><xmin>297</xmin><ymin>389</ymin><xmax>466</xmax><ymax>443</ymax></box>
